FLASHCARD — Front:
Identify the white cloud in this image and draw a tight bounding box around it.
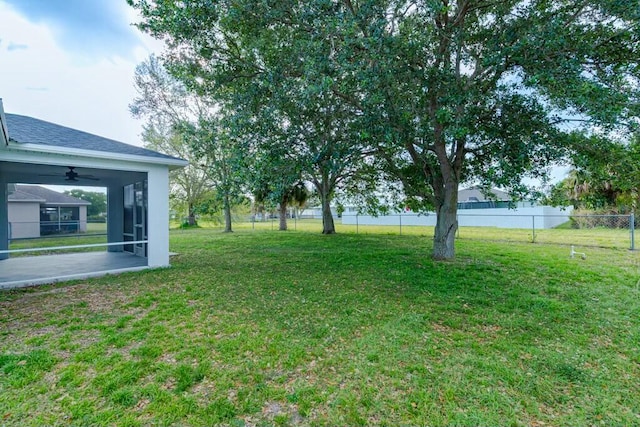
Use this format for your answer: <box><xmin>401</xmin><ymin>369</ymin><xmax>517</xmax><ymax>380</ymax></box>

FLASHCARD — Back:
<box><xmin>7</xmin><ymin>42</ymin><xmax>28</xmax><ymax>51</ymax></box>
<box><xmin>2</xmin><ymin>0</ymin><xmax>141</xmax><ymax>61</ymax></box>
<box><xmin>0</xmin><ymin>2</ymin><xmax>163</xmax><ymax>147</ymax></box>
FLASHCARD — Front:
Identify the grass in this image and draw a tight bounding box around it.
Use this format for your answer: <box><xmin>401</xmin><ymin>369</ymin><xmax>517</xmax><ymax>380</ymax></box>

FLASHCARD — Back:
<box><xmin>1</xmin><ymin>229</ymin><xmax>640</xmax><ymax>426</ymax></box>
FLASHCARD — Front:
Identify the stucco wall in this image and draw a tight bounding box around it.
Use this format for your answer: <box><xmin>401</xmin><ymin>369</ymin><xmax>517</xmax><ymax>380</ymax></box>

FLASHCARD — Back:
<box><xmin>8</xmin><ymin>202</ymin><xmax>40</xmax><ymax>239</ymax></box>
<box><xmin>79</xmin><ymin>205</ymin><xmax>87</xmax><ymax>232</ymax></box>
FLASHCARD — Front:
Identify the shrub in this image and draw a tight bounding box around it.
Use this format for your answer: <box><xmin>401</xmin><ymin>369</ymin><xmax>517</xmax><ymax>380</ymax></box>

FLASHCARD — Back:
<box><xmin>569</xmin><ymin>209</ymin><xmax>631</xmax><ymax>229</ymax></box>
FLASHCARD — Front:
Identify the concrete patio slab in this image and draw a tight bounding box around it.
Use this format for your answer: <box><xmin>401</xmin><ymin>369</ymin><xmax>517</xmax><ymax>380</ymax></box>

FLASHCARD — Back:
<box><xmin>0</xmin><ymin>252</ymin><xmax>148</xmax><ymax>289</ymax></box>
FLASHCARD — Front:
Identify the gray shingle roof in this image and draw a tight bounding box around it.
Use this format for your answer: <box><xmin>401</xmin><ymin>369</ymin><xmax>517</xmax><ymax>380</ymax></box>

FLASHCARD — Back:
<box><xmin>5</xmin><ymin>113</ymin><xmax>183</xmax><ymax>162</ymax></box>
<box><xmin>9</xmin><ymin>185</ymin><xmax>91</xmax><ymax>206</ymax></box>
<box><xmin>459</xmin><ymin>187</ymin><xmax>511</xmax><ymax>202</ymax></box>
<box><xmin>7</xmin><ymin>189</ymin><xmax>45</xmax><ymax>203</ymax></box>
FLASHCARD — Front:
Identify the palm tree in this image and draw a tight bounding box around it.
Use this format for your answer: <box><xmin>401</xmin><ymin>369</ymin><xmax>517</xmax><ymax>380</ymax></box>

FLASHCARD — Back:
<box><xmin>278</xmin><ymin>182</ymin><xmax>309</xmax><ymax>231</ymax></box>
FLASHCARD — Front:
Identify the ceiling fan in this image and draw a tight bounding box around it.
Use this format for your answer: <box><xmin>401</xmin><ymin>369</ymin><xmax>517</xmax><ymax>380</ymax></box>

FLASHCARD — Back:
<box><xmin>39</xmin><ymin>166</ymin><xmax>100</xmax><ymax>182</ymax></box>
<box><xmin>64</xmin><ymin>167</ymin><xmax>100</xmax><ymax>182</ymax></box>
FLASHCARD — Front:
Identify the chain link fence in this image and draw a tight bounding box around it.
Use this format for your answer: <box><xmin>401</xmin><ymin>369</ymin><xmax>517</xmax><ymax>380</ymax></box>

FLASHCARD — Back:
<box><xmin>343</xmin><ymin>213</ymin><xmax>636</xmax><ymax>250</ymax></box>
<box><xmin>8</xmin><ymin>220</ymin><xmax>108</xmax><ymax>254</ymax></box>
<box><xmin>173</xmin><ymin>213</ymin><xmax>636</xmax><ymax>251</ymax></box>
<box><xmin>8</xmin><ymin>220</ymin><xmax>107</xmax><ymax>239</ymax></box>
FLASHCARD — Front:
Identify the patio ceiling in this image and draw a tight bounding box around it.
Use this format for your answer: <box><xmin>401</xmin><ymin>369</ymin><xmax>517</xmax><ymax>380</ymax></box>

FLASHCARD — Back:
<box><xmin>0</xmin><ymin>160</ymin><xmax>146</xmax><ymax>187</ymax></box>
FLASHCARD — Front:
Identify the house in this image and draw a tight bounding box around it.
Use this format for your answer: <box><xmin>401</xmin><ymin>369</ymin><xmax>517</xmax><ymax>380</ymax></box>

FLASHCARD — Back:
<box><xmin>0</xmin><ymin>99</ymin><xmax>188</xmax><ymax>288</ymax></box>
<box><xmin>341</xmin><ymin>187</ymin><xmax>573</xmax><ymax>229</ymax></box>
<box><xmin>8</xmin><ymin>185</ymin><xmax>90</xmax><ymax>239</ymax></box>
<box><xmin>458</xmin><ymin>187</ymin><xmax>511</xmax><ymax>209</ymax></box>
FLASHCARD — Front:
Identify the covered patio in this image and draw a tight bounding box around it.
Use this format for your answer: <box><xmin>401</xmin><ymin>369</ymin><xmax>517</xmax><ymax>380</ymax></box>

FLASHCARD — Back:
<box><xmin>0</xmin><ymin>101</ymin><xmax>187</xmax><ymax>288</ymax></box>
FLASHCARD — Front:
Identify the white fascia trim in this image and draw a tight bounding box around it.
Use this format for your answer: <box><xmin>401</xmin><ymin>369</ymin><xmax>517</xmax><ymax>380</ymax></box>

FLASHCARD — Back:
<box><xmin>42</xmin><ymin>203</ymin><xmax>91</xmax><ymax>207</ymax></box>
<box><xmin>8</xmin><ymin>198</ymin><xmax>46</xmax><ymax>203</ymax></box>
<box><xmin>0</xmin><ymin>99</ymin><xmax>9</xmax><ymax>146</ymax></box>
<box><xmin>9</xmin><ymin>142</ymin><xmax>189</xmax><ymax>168</ymax></box>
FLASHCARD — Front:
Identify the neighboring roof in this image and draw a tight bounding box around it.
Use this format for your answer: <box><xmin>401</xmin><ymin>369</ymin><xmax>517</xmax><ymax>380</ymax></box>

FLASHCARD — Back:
<box><xmin>9</xmin><ymin>185</ymin><xmax>91</xmax><ymax>206</ymax></box>
<box><xmin>5</xmin><ymin>113</ymin><xmax>183</xmax><ymax>163</ymax></box>
<box><xmin>459</xmin><ymin>187</ymin><xmax>510</xmax><ymax>202</ymax></box>
<box><xmin>6</xmin><ymin>189</ymin><xmax>45</xmax><ymax>203</ymax></box>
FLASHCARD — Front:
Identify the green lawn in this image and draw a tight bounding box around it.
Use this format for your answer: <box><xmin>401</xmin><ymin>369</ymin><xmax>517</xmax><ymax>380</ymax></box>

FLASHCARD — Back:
<box><xmin>1</xmin><ymin>229</ymin><xmax>639</xmax><ymax>426</ymax></box>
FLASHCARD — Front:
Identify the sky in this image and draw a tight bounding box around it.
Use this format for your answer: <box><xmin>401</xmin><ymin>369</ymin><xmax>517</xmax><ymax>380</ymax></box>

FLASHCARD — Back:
<box><xmin>0</xmin><ymin>0</ymin><xmax>162</xmax><ymax>148</ymax></box>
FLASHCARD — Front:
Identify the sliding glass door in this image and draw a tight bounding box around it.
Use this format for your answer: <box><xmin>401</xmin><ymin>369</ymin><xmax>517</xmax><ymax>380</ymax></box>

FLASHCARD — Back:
<box><xmin>123</xmin><ymin>181</ymin><xmax>147</xmax><ymax>257</ymax></box>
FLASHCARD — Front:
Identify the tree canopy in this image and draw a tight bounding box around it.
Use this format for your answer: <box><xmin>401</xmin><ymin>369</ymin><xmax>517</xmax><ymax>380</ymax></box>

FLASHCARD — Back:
<box><xmin>547</xmin><ymin>134</ymin><xmax>640</xmax><ymax>212</ymax></box>
<box><xmin>63</xmin><ymin>189</ymin><xmax>106</xmax><ymax>218</ymax></box>
<box><xmin>131</xmin><ymin>55</ymin><xmax>246</xmax><ymax>231</ymax></box>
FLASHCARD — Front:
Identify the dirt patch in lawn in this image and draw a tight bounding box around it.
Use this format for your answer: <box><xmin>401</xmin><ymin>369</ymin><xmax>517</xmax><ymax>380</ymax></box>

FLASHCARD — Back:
<box><xmin>0</xmin><ymin>282</ymin><xmax>132</xmax><ymax>335</ymax></box>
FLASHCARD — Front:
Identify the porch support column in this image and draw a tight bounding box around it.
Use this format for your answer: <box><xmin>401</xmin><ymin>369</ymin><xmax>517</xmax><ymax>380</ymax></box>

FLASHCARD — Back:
<box><xmin>0</xmin><ymin>181</ymin><xmax>8</xmax><ymax>260</ymax></box>
<box><xmin>147</xmin><ymin>166</ymin><xmax>170</xmax><ymax>267</ymax></box>
<box><xmin>107</xmin><ymin>185</ymin><xmax>124</xmax><ymax>252</ymax></box>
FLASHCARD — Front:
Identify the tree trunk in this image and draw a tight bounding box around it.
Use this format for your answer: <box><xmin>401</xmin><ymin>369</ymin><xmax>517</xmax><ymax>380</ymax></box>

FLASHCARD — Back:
<box><xmin>223</xmin><ymin>193</ymin><xmax>233</xmax><ymax>233</ymax></box>
<box><xmin>278</xmin><ymin>202</ymin><xmax>288</xmax><ymax>231</ymax></box>
<box><xmin>314</xmin><ymin>169</ymin><xmax>336</xmax><ymax>234</ymax></box>
<box><xmin>432</xmin><ymin>181</ymin><xmax>459</xmax><ymax>260</ymax></box>
<box><xmin>187</xmin><ymin>203</ymin><xmax>197</xmax><ymax>226</ymax></box>
<box><xmin>320</xmin><ymin>191</ymin><xmax>335</xmax><ymax>234</ymax></box>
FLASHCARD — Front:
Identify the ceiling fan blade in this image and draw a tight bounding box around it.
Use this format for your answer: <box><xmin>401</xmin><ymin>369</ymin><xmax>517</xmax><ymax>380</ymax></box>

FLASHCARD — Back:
<box><xmin>36</xmin><ymin>167</ymin><xmax>100</xmax><ymax>182</ymax></box>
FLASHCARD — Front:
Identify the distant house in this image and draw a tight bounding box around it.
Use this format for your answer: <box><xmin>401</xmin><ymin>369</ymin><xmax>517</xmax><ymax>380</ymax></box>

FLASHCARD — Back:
<box><xmin>8</xmin><ymin>185</ymin><xmax>90</xmax><ymax>239</ymax></box>
<box><xmin>458</xmin><ymin>187</ymin><xmax>512</xmax><ymax>209</ymax></box>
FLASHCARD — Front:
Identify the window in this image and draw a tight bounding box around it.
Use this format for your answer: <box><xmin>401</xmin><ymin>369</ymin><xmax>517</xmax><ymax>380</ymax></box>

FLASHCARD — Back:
<box><xmin>40</xmin><ymin>206</ymin><xmax>80</xmax><ymax>234</ymax></box>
